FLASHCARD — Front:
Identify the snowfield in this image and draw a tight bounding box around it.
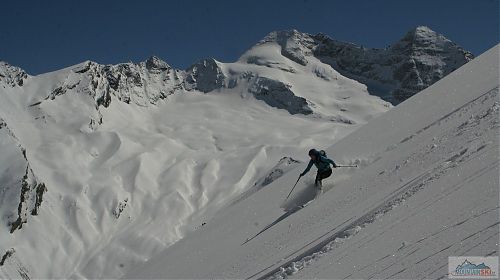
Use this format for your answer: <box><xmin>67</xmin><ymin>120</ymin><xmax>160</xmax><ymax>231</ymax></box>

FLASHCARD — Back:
<box><xmin>125</xmin><ymin>45</ymin><xmax>499</xmax><ymax>279</ymax></box>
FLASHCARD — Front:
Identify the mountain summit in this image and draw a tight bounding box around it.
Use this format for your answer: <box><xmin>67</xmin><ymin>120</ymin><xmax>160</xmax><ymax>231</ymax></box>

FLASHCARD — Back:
<box><xmin>312</xmin><ymin>26</ymin><xmax>473</xmax><ymax>102</ymax></box>
<box><xmin>0</xmin><ymin>62</ymin><xmax>27</xmax><ymax>87</ymax></box>
<box><xmin>236</xmin><ymin>26</ymin><xmax>473</xmax><ymax>103</ymax></box>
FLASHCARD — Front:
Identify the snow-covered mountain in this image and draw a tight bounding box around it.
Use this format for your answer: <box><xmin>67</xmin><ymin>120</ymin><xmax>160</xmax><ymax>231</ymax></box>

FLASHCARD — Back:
<box><xmin>314</xmin><ymin>26</ymin><xmax>473</xmax><ymax>103</ymax></box>
<box><xmin>125</xmin><ymin>45</ymin><xmax>499</xmax><ymax>279</ymax></box>
<box><xmin>0</xmin><ymin>27</ymin><xmax>477</xmax><ymax>279</ymax></box>
<box><xmin>235</xmin><ymin>26</ymin><xmax>473</xmax><ymax>104</ymax></box>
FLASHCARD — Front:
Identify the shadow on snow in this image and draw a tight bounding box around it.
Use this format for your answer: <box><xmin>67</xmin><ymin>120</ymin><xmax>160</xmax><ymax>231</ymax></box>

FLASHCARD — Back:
<box><xmin>242</xmin><ymin>184</ymin><xmax>320</xmax><ymax>245</ymax></box>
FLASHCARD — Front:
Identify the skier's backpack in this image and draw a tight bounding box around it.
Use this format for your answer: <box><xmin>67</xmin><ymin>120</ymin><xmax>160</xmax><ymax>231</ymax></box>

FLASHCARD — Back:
<box><xmin>319</xmin><ymin>150</ymin><xmax>327</xmax><ymax>157</ymax></box>
<box><xmin>317</xmin><ymin>150</ymin><xmax>328</xmax><ymax>163</ymax></box>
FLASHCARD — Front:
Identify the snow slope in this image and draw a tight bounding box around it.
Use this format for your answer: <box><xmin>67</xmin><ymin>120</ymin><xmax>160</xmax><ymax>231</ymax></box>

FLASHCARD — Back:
<box><xmin>0</xmin><ymin>33</ymin><xmax>390</xmax><ymax>278</ymax></box>
<box><xmin>125</xmin><ymin>45</ymin><xmax>499</xmax><ymax>279</ymax></box>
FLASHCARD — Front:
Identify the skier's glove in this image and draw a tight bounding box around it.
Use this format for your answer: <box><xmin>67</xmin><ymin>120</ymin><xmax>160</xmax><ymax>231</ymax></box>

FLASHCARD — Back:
<box><xmin>332</xmin><ymin>163</ymin><xmax>337</xmax><ymax>168</ymax></box>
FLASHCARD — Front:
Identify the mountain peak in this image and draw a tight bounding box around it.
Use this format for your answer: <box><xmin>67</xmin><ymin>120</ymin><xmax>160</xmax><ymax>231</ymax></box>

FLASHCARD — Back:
<box><xmin>259</xmin><ymin>29</ymin><xmax>311</xmax><ymax>45</ymax></box>
<box><xmin>394</xmin><ymin>25</ymin><xmax>454</xmax><ymax>50</ymax></box>
<box><xmin>254</xmin><ymin>29</ymin><xmax>315</xmax><ymax>66</ymax></box>
<box><xmin>144</xmin><ymin>56</ymin><xmax>170</xmax><ymax>71</ymax></box>
<box><xmin>185</xmin><ymin>58</ymin><xmax>225</xmax><ymax>93</ymax></box>
<box><xmin>0</xmin><ymin>61</ymin><xmax>28</xmax><ymax>87</ymax></box>
<box><xmin>390</xmin><ymin>25</ymin><xmax>473</xmax><ymax>58</ymax></box>
<box><xmin>412</xmin><ymin>25</ymin><xmax>437</xmax><ymax>35</ymax></box>
<box><xmin>0</xmin><ymin>61</ymin><xmax>22</xmax><ymax>72</ymax></box>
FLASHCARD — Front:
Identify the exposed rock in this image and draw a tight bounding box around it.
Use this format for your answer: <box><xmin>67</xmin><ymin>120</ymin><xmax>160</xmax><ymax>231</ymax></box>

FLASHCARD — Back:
<box><xmin>58</xmin><ymin>59</ymin><xmax>180</xmax><ymax>108</ymax></box>
<box><xmin>258</xmin><ymin>30</ymin><xmax>315</xmax><ymax>66</ymax></box>
<box><xmin>9</xmin><ymin>162</ymin><xmax>47</xmax><ymax>233</ymax></box>
<box><xmin>112</xmin><ymin>198</ymin><xmax>128</xmax><ymax>219</ymax></box>
<box><xmin>260</xmin><ymin>157</ymin><xmax>301</xmax><ymax>187</ymax></box>
<box><xmin>0</xmin><ymin>248</ymin><xmax>15</xmax><ymax>266</ymax></box>
<box><xmin>313</xmin><ymin>26</ymin><xmax>473</xmax><ymax>103</ymax></box>
<box><xmin>144</xmin><ymin>56</ymin><xmax>170</xmax><ymax>72</ymax></box>
<box><xmin>389</xmin><ymin>26</ymin><xmax>473</xmax><ymax>101</ymax></box>
<box><xmin>0</xmin><ymin>62</ymin><xmax>28</xmax><ymax>87</ymax></box>
<box><xmin>248</xmin><ymin>76</ymin><xmax>313</xmax><ymax>115</ymax></box>
<box><xmin>185</xmin><ymin>58</ymin><xmax>225</xmax><ymax>93</ymax></box>
<box><xmin>31</xmin><ymin>183</ymin><xmax>47</xmax><ymax>216</ymax></box>
<box><xmin>0</xmin><ymin>120</ymin><xmax>47</xmax><ymax>234</ymax></box>
<box><xmin>73</xmin><ymin>61</ymin><xmax>92</xmax><ymax>73</ymax></box>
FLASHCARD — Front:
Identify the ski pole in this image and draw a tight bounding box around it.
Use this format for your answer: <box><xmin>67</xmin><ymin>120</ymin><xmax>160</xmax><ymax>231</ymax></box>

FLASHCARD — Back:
<box><xmin>336</xmin><ymin>165</ymin><xmax>358</xmax><ymax>168</ymax></box>
<box><xmin>285</xmin><ymin>175</ymin><xmax>302</xmax><ymax>201</ymax></box>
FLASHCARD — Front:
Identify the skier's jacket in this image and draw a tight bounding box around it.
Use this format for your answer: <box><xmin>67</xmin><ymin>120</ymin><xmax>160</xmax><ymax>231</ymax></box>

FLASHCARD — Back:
<box><xmin>301</xmin><ymin>152</ymin><xmax>336</xmax><ymax>176</ymax></box>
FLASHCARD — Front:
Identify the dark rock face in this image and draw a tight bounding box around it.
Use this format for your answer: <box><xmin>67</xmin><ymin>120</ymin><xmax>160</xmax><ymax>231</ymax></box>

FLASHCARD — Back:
<box><xmin>313</xmin><ymin>26</ymin><xmax>474</xmax><ymax>103</ymax></box>
<box><xmin>0</xmin><ymin>248</ymin><xmax>15</xmax><ymax>266</ymax></box>
<box><xmin>145</xmin><ymin>56</ymin><xmax>170</xmax><ymax>72</ymax></box>
<box><xmin>9</xmin><ymin>166</ymin><xmax>47</xmax><ymax>233</ymax></box>
<box><xmin>248</xmin><ymin>76</ymin><xmax>313</xmax><ymax>115</ymax></box>
<box><xmin>0</xmin><ymin>119</ymin><xmax>47</xmax><ymax>234</ymax></box>
<box><xmin>256</xmin><ymin>30</ymin><xmax>316</xmax><ymax>66</ymax></box>
<box><xmin>185</xmin><ymin>58</ymin><xmax>226</xmax><ymax>93</ymax></box>
<box><xmin>388</xmin><ymin>26</ymin><xmax>474</xmax><ymax>101</ymax></box>
<box><xmin>66</xmin><ymin>59</ymin><xmax>182</xmax><ymax>108</ymax></box>
<box><xmin>112</xmin><ymin>198</ymin><xmax>128</xmax><ymax>219</ymax></box>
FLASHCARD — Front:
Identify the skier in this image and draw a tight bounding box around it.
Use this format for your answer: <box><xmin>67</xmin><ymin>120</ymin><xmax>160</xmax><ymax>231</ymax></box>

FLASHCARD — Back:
<box><xmin>300</xmin><ymin>149</ymin><xmax>337</xmax><ymax>189</ymax></box>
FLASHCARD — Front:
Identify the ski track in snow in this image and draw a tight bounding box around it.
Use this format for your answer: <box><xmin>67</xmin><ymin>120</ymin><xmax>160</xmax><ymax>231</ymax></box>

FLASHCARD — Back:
<box><xmin>262</xmin><ymin>87</ymin><xmax>499</xmax><ymax>279</ymax></box>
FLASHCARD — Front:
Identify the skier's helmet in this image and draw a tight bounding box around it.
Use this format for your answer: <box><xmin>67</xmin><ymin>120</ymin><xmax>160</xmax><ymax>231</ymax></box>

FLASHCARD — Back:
<box><xmin>308</xmin><ymin>149</ymin><xmax>318</xmax><ymax>156</ymax></box>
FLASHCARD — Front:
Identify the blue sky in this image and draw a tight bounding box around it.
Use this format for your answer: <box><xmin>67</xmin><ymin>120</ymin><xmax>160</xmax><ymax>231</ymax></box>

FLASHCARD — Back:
<box><xmin>1</xmin><ymin>0</ymin><xmax>498</xmax><ymax>74</ymax></box>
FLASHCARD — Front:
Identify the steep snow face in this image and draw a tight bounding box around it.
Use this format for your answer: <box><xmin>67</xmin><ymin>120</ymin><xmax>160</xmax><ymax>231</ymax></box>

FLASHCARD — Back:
<box><xmin>234</xmin><ymin>30</ymin><xmax>390</xmax><ymax>122</ymax></box>
<box><xmin>125</xmin><ymin>45</ymin><xmax>498</xmax><ymax>279</ymax></box>
<box><xmin>314</xmin><ymin>26</ymin><xmax>473</xmax><ymax>103</ymax></box>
